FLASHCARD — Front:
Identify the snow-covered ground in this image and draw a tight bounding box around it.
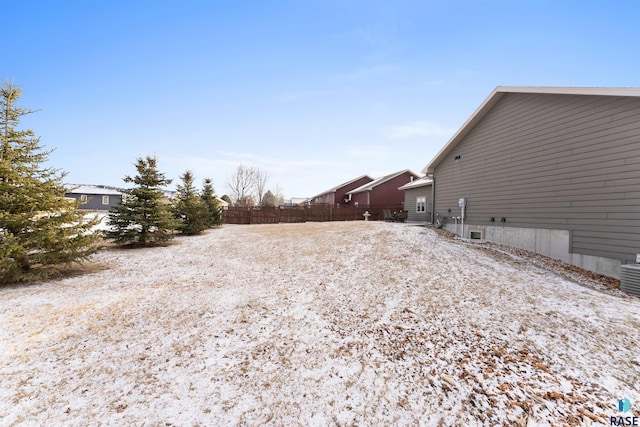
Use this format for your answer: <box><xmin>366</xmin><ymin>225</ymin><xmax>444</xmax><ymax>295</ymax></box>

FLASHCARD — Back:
<box><xmin>1</xmin><ymin>222</ymin><xmax>638</xmax><ymax>426</ymax></box>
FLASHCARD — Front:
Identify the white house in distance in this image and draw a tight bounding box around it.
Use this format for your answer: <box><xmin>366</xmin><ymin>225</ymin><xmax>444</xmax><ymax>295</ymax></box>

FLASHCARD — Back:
<box><xmin>422</xmin><ymin>86</ymin><xmax>640</xmax><ymax>279</ymax></box>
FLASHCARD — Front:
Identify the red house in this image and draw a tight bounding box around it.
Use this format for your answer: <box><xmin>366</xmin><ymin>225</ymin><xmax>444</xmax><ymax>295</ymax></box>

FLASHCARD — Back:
<box><xmin>346</xmin><ymin>170</ymin><xmax>420</xmax><ymax>206</ymax></box>
<box><xmin>310</xmin><ymin>175</ymin><xmax>374</xmax><ymax>205</ymax></box>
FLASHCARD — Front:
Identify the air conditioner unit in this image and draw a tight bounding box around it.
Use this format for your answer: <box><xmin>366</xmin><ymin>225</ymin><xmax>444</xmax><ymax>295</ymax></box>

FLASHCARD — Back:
<box><xmin>620</xmin><ymin>264</ymin><xmax>640</xmax><ymax>297</ymax></box>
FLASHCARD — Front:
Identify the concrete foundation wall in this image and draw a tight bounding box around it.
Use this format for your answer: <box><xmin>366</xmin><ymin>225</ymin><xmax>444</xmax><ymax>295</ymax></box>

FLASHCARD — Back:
<box><xmin>442</xmin><ymin>223</ymin><xmax>621</xmax><ymax>279</ymax></box>
<box><xmin>570</xmin><ymin>253</ymin><xmax>621</xmax><ymax>279</ymax></box>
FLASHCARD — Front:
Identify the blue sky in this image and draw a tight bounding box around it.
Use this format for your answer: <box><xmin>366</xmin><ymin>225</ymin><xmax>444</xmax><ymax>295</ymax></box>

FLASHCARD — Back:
<box><xmin>4</xmin><ymin>1</ymin><xmax>640</xmax><ymax>199</ymax></box>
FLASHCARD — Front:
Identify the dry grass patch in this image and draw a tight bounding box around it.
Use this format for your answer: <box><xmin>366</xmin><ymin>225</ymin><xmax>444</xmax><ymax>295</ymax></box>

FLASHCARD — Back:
<box><xmin>1</xmin><ymin>222</ymin><xmax>638</xmax><ymax>426</ymax></box>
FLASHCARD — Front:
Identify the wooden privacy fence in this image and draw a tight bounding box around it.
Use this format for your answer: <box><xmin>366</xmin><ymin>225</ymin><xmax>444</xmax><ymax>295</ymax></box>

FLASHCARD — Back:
<box><xmin>222</xmin><ymin>204</ymin><xmax>405</xmax><ymax>225</ymax></box>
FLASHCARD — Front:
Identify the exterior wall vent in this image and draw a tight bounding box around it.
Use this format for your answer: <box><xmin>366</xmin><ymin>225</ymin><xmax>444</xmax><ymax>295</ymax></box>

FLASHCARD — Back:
<box><xmin>620</xmin><ymin>264</ymin><xmax>640</xmax><ymax>297</ymax></box>
<box><xmin>469</xmin><ymin>230</ymin><xmax>484</xmax><ymax>240</ymax></box>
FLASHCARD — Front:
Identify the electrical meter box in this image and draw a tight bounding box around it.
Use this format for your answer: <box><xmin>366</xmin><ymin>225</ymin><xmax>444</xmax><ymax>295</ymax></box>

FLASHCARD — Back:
<box><xmin>458</xmin><ymin>198</ymin><xmax>466</xmax><ymax>208</ymax></box>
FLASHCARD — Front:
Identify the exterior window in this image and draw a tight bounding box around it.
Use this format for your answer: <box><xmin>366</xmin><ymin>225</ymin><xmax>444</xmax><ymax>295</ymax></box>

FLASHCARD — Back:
<box><xmin>102</xmin><ymin>196</ymin><xmax>109</xmax><ymax>205</ymax></box>
<box><xmin>80</xmin><ymin>194</ymin><xmax>88</xmax><ymax>204</ymax></box>
<box><xmin>416</xmin><ymin>196</ymin><xmax>426</xmax><ymax>213</ymax></box>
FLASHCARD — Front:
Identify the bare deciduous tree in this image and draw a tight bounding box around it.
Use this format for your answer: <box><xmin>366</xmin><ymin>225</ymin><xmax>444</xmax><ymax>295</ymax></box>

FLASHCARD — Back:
<box><xmin>225</xmin><ymin>164</ymin><xmax>273</xmax><ymax>207</ymax></box>
<box><xmin>225</xmin><ymin>164</ymin><xmax>257</xmax><ymax>207</ymax></box>
<box><xmin>272</xmin><ymin>184</ymin><xmax>285</xmax><ymax>207</ymax></box>
<box><xmin>254</xmin><ymin>168</ymin><xmax>269</xmax><ymax>206</ymax></box>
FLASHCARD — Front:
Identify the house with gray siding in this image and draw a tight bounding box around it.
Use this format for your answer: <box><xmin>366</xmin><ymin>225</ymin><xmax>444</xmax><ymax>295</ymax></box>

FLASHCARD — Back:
<box><xmin>65</xmin><ymin>185</ymin><xmax>123</xmax><ymax>211</ymax></box>
<box><xmin>423</xmin><ymin>86</ymin><xmax>640</xmax><ymax>278</ymax></box>
<box><xmin>398</xmin><ymin>176</ymin><xmax>433</xmax><ymax>223</ymax></box>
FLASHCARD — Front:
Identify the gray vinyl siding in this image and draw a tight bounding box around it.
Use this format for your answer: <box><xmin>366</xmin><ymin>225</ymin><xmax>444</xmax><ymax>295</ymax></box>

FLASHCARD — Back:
<box><xmin>433</xmin><ymin>92</ymin><xmax>640</xmax><ymax>262</ymax></box>
<box><xmin>403</xmin><ymin>187</ymin><xmax>432</xmax><ymax>222</ymax></box>
<box><xmin>67</xmin><ymin>193</ymin><xmax>122</xmax><ymax>211</ymax></box>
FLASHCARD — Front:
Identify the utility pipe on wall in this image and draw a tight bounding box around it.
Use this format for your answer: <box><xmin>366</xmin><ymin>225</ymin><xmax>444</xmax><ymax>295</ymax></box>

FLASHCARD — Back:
<box><xmin>458</xmin><ymin>198</ymin><xmax>466</xmax><ymax>238</ymax></box>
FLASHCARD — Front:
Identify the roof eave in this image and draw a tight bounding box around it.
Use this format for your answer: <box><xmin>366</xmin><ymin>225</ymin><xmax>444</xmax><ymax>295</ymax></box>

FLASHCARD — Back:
<box><xmin>398</xmin><ymin>179</ymin><xmax>433</xmax><ymax>190</ymax></box>
<box><xmin>495</xmin><ymin>86</ymin><xmax>640</xmax><ymax>97</ymax></box>
<box><xmin>311</xmin><ymin>174</ymin><xmax>374</xmax><ymax>199</ymax></box>
<box><xmin>347</xmin><ymin>169</ymin><xmax>419</xmax><ymax>194</ymax></box>
<box><xmin>422</xmin><ymin>89</ymin><xmax>506</xmax><ymax>173</ymax></box>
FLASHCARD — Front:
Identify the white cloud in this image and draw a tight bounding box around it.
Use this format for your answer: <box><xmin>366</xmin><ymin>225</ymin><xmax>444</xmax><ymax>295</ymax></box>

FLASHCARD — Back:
<box><xmin>388</xmin><ymin>120</ymin><xmax>455</xmax><ymax>139</ymax></box>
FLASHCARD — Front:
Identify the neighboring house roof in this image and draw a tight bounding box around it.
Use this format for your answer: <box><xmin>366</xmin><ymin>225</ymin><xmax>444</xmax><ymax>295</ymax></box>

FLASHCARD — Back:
<box><xmin>422</xmin><ymin>86</ymin><xmax>640</xmax><ymax>174</ymax></box>
<box><xmin>398</xmin><ymin>176</ymin><xmax>432</xmax><ymax>191</ymax></box>
<box><xmin>289</xmin><ymin>197</ymin><xmax>310</xmax><ymax>204</ymax></box>
<box><xmin>216</xmin><ymin>197</ymin><xmax>229</xmax><ymax>207</ymax></box>
<box><xmin>65</xmin><ymin>184</ymin><xmax>122</xmax><ymax>196</ymax></box>
<box><xmin>311</xmin><ymin>175</ymin><xmax>374</xmax><ymax>199</ymax></box>
<box><xmin>347</xmin><ymin>170</ymin><xmax>420</xmax><ymax>194</ymax></box>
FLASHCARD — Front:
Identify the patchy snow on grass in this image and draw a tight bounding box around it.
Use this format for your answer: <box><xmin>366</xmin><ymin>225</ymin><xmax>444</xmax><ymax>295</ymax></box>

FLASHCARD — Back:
<box><xmin>1</xmin><ymin>222</ymin><xmax>639</xmax><ymax>426</ymax></box>
<box><xmin>83</xmin><ymin>211</ymin><xmax>110</xmax><ymax>231</ymax></box>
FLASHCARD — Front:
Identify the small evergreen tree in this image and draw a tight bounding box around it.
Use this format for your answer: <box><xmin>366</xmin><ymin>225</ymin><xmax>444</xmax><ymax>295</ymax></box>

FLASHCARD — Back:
<box><xmin>0</xmin><ymin>82</ymin><xmax>100</xmax><ymax>284</ymax></box>
<box><xmin>172</xmin><ymin>170</ymin><xmax>208</xmax><ymax>234</ymax></box>
<box><xmin>105</xmin><ymin>156</ymin><xmax>177</xmax><ymax>246</ymax></box>
<box><xmin>201</xmin><ymin>178</ymin><xmax>222</xmax><ymax>226</ymax></box>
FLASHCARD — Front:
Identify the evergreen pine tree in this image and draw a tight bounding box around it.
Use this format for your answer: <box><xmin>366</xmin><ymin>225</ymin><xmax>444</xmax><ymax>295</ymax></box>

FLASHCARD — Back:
<box><xmin>201</xmin><ymin>178</ymin><xmax>223</xmax><ymax>226</ymax></box>
<box><xmin>0</xmin><ymin>82</ymin><xmax>100</xmax><ymax>284</ymax></box>
<box><xmin>172</xmin><ymin>170</ymin><xmax>208</xmax><ymax>234</ymax></box>
<box><xmin>105</xmin><ymin>156</ymin><xmax>177</xmax><ymax>246</ymax></box>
